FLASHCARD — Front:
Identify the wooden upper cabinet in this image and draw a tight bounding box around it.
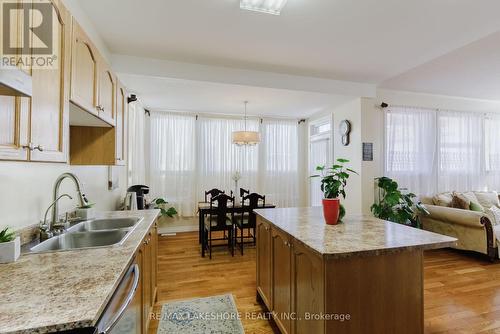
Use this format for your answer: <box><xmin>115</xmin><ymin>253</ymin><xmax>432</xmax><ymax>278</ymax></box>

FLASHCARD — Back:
<box><xmin>30</xmin><ymin>0</ymin><xmax>70</xmax><ymax>162</ymax></box>
<box><xmin>0</xmin><ymin>97</ymin><xmax>29</xmax><ymax>161</ymax></box>
<box><xmin>70</xmin><ymin>19</ymin><xmax>98</xmax><ymax>116</ymax></box>
<box><xmin>0</xmin><ymin>1</ymin><xmax>29</xmax><ymax>161</ymax></box>
<box><xmin>97</xmin><ymin>60</ymin><xmax>116</xmax><ymax>125</ymax></box>
<box><xmin>115</xmin><ymin>82</ymin><xmax>127</xmax><ymax>164</ymax></box>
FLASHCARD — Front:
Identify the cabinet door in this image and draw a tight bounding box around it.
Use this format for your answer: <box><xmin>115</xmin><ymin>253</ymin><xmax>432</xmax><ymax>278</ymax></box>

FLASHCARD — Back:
<box><xmin>0</xmin><ymin>1</ymin><xmax>29</xmax><ymax>161</ymax></box>
<box><xmin>97</xmin><ymin>61</ymin><xmax>115</xmax><ymax>125</ymax></box>
<box><xmin>70</xmin><ymin>19</ymin><xmax>98</xmax><ymax>115</ymax></box>
<box><xmin>256</xmin><ymin>217</ymin><xmax>272</xmax><ymax>310</ymax></box>
<box><xmin>272</xmin><ymin>229</ymin><xmax>292</xmax><ymax>334</ymax></box>
<box><xmin>30</xmin><ymin>0</ymin><xmax>70</xmax><ymax>162</ymax></box>
<box><xmin>292</xmin><ymin>241</ymin><xmax>324</xmax><ymax>334</ymax></box>
<box><xmin>151</xmin><ymin>223</ymin><xmax>158</xmax><ymax>305</ymax></box>
<box><xmin>115</xmin><ymin>82</ymin><xmax>126</xmax><ymax>164</ymax></box>
<box><xmin>0</xmin><ymin>97</ymin><xmax>29</xmax><ymax>160</ymax></box>
<box><xmin>142</xmin><ymin>233</ymin><xmax>152</xmax><ymax>333</ymax></box>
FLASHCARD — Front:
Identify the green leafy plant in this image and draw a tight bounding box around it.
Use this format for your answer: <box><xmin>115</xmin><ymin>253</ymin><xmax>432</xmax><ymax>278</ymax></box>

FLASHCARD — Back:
<box><xmin>370</xmin><ymin>177</ymin><xmax>429</xmax><ymax>228</ymax></box>
<box><xmin>310</xmin><ymin>158</ymin><xmax>358</xmax><ymax>199</ymax></box>
<box><xmin>152</xmin><ymin>198</ymin><xmax>178</xmax><ymax>218</ymax></box>
<box><xmin>0</xmin><ymin>227</ymin><xmax>16</xmax><ymax>243</ymax></box>
<box><xmin>310</xmin><ymin>158</ymin><xmax>358</xmax><ymax>221</ymax></box>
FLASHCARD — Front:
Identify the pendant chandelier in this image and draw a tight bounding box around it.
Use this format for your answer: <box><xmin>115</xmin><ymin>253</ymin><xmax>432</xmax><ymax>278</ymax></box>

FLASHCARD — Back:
<box><xmin>232</xmin><ymin>101</ymin><xmax>260</xmax><ymax>146</ymax></box>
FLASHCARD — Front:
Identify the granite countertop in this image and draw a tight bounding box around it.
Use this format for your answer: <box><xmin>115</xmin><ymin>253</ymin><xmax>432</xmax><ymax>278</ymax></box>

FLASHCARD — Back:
<box><xmin>0</xmin><ymin>209</ymin><xmax>160</xmax><ymax>334</ymax></box>
<box><xmin>254</xmin><ymin>207</ymin><xmax>457</xmax><ymax>259</ymax></box>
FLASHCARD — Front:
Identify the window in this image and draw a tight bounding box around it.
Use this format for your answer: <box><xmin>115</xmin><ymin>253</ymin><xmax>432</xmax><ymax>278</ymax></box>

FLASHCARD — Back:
<box><xmin>385</xmin><ymin>106</ymin><xmax>498</xmax><ymax>195</ymax></box>
<box><xmin>147</xmin><ymin>112</ymin><xmax>302</xmax><ymax>215</ymax></box>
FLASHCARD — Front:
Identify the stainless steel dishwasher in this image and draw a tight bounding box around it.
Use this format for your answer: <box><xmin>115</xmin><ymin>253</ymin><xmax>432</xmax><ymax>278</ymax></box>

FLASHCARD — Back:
<box><xmin>95</xmin><ymin>257</ymin><xmax>141</xmax><ymax>334</ymax></box>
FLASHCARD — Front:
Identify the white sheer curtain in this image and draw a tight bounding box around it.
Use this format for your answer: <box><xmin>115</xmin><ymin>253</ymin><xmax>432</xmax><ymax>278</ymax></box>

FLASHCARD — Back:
<box><xmin>149</xmin><ymin>111</ymin><xmax>196</xmax><ymax>216</ymax></box>
<box><xmin>385</xmin><ymin>106</ymin><xmax>437</xmax><ymax>195</ymax></box>
<box><xmin>485</xmin><ymin>114</ymin><xmax>500</xmax><ymax>190</ymax></box>
<box><xmin>146</xmin><ymin>112</ymin><xmax>302</xmax><ymax>216</ymax></box>
<box><xmin>385</xmin><ymin>106</ymin><xmax>495</xmax><ymax>195</ymax></box>
<box><xmin>438</xmin><ymin>110</ymin><xmax>484</xmax><ymax>192</ymax></box>
<box><xmin>259</xmin><ymin>119</ymin><xmax>300</xmax><ymax>207</ymax></box>
<box><xmin>127</xmin><ymin>101</ymin><xmax>147</xmax><ymax>186</ymax></box>
<box><xmin>196</xmin><ymin>116</ymin><xmax>259</xmax><ymax>201</ymax></box>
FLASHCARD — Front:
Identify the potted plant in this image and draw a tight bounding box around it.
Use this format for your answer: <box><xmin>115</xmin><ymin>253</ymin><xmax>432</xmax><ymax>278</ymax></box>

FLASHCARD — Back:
<box><xmin>0</xmin><ymin>227</ymin><xmax>20</xmax><ymax>263</ymax></box>
<box><xmin>371</xmin><ymin>177</ymin><xmax>429</xmax><ymax>228</ymax></box>
<box><xmin>151</xmin><ymin>198</ymin><xmax>178</xmax><ymax>218</ymax></box>
<box><xmin>311</xmin><ymin>158</ymin><xmax>358</xmax><ymax>225</ymax></box>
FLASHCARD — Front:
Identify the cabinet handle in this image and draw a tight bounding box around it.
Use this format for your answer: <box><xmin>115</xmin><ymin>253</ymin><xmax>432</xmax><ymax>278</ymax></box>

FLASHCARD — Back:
<box><xmin>34</xmin><ymin>145</ymin><xmax>44</xmax><ymax>152</ymax></box>
<box><xmin>22</xmin><ymin>142</ymin><xmax>34</xmax><ymax>151</ymax></box>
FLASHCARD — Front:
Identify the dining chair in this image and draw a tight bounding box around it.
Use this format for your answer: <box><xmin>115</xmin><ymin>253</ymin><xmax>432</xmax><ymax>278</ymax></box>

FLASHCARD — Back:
<box><xmin>240</xmin><ymin>188</ymin><xmax>250</xmax><ymax>198</ymax></box>
<box><xmin>204</xmin><ymin>188</ymin><xmax>225</xmax><ymax>202</ymax></box>
<box><xmin>202</xmin><ymin>193</ymin><xmax>235</xmax><ymax>259</ymax></box>
<box><xmin>234</xmin><ymin>192</ymin><xmax>266</xmax><ymax>255</ymax></box>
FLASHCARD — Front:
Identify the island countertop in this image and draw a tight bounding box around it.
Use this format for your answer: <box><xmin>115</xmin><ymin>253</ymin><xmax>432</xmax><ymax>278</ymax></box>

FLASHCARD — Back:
<box><xmin>0</xmin><ymin>209</ymin><xmax>160</xmax><ymax>334</ymax></box>
<box><xmin>254</xmin><ymin>207</ymin><xmax>456</xmax><ymax>258</ymax></box>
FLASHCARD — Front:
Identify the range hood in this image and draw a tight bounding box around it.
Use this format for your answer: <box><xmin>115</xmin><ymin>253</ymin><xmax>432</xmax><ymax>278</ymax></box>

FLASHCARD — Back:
<box><xmin>0</xmin><ymin>66</ymin><xmax>32</xmax><ymax>97</ymax></box>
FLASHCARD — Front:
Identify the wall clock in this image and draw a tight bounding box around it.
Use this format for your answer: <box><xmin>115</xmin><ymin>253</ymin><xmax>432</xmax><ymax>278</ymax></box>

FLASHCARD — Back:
<box><xmin>339</xmin><ymin>120</ymin><xmax>351</xmax><ymax>146</ymax></box>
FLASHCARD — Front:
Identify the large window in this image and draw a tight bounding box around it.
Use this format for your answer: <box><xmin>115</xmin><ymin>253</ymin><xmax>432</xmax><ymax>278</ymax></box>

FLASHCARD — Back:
<box><xmin>385</xmin><ymin>106</ymin><xmax>499</xmax><ymax>195</ymax></box>
<box><xmin>148</xmin><ymin>111</ymin><xmax>302</xmax><ymax>215</ymax></box>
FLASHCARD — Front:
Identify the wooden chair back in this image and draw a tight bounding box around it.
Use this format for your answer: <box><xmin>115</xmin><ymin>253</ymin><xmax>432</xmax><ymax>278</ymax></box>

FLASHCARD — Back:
<box><xmin>209</xmin><ymin>193</ymin><xmax>235</xmax><ymax>230</ymax></box>
<box><xmin>241</xmin><ymin>193</ymin><xmax>266</xmax><ymax>227</ymax></box>
<box><xmin>205</xmin><ymin>188</ymin><xmax>225</xmax><ymax>202</ymax></box>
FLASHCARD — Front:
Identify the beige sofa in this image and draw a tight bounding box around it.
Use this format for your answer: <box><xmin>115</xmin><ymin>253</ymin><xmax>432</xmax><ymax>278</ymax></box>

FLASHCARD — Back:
<box><xmin>420</xmin><ymin>191</ymin><xmax>500</xmax><ymax>260</ymax></box>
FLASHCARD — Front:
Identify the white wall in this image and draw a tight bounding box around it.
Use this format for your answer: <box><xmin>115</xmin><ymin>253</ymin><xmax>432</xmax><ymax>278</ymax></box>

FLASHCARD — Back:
<box><xmin>331</xmin><ymin>99</ymin><xmax>363</xmax><ymax>214</ymax></box>
<box><xmin>308</xmin><ymin>98</ymin><xmax>364</xmax><ymax>214</ymax></box>
<box><xmin>0</xmin><ymin>162</ymin><xmax>127</xmax><ymax>231</ymax></box>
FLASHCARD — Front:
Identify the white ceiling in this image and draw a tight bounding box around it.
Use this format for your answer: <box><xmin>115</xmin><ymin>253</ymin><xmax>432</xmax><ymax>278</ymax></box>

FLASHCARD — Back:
<box><xmin>77</xmin><ymin>0</ymin><xmax>500</xmax><ymax>83</ymax></box>
<box><xmin>381</xmin><ymin>31</ymin><xmax>500</xmax><ymax>100</ymax></box>
<box><xmin>76</xmin><ymin>0</ymin><xmax>500</xmax><ymax>112</ymax></box>
<box><xmin>119</xmin><ymin>74</ymin><xmax>351</xmax><ymax>118</ymax></box>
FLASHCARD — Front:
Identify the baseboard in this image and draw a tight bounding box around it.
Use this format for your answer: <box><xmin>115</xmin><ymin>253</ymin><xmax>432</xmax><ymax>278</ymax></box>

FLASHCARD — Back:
<box><xmin>157</xmin><ymin>224</ymin><xmax>198</xmax><ymax>234</ymax></box>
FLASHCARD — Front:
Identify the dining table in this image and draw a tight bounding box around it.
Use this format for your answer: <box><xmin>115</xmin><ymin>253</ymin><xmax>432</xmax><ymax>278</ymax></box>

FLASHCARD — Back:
<box><xmin>197</xmin><ymin>201</ymin><xmax>276</xmax><ymax>244</ymax></box>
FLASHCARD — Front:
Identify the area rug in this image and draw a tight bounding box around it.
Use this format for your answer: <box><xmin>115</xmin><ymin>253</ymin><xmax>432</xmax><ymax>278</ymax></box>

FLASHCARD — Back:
<box><xmin>157</xmin><ymin>294</ymin><xmax>244</xmax><ymax>334</ymax></box>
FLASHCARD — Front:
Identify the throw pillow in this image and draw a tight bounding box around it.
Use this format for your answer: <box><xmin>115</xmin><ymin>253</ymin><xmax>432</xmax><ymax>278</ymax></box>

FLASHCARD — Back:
<box><xmin>432</xmin><ymin>192</ymin><xmax>453</xmax><ymax>207</ymax></box>
<box><xmin>470</xmin><ymin>201</ymin><xmax>484</xmax><ymax>212</ymax></box>
<box><xmin>451</xmin><ymin>195</ymin><xmax>469</xmax><ymax>210</ymax></box>
<box><xmin>454</xmin><ymin>192</ymin><xmax>484</xmax><ymax>211</ymax></box>
<box><xmin>474</xmin><ymin>191</ymin><xmax>500</xmax><ymax>209</ymax></box>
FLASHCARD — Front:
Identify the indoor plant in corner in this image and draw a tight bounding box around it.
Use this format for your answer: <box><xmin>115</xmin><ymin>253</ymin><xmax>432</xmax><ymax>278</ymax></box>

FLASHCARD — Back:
<box><xmin>311</xmin><ymin>158</ymin><xmax>358</xmax><ymax>225</ymax></box>
<box><xmin>371</xmin><ymin>176</ymin><xmax>429</xmax><ymax>228</ymax></box>
<box><xmin>0</xmin><ymin>227</ymin><xmax>20</xmax><ymax>264</ymax></box>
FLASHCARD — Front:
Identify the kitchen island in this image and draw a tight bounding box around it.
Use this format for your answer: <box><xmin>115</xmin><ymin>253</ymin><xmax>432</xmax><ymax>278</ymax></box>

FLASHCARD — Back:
<box><xmin>254</xmin><ymin>207</ymin><xmax>457</xmax><ymax>334</ymax></box>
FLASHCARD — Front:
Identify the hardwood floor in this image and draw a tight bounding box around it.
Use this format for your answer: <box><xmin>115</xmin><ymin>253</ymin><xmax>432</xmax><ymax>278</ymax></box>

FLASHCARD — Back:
<box><xmin>150</xmin><ymin>231</ymin><xmax>500</xmax><ymax>334</ymax></box>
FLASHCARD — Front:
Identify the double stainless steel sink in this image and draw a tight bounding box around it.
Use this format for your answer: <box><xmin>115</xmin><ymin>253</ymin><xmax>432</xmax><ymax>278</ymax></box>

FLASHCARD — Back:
<box><xmin>29</xmin><ymin>217</ymin><xmax>142</xmax><ymax>254</ymax></box>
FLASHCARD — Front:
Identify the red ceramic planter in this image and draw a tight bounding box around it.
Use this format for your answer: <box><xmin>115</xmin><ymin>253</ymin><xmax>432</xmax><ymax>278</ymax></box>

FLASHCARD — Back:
<box><xmin>322</xmin><ymin>198</ymin><xmax>340</xmax><ymax>225</ymax></box>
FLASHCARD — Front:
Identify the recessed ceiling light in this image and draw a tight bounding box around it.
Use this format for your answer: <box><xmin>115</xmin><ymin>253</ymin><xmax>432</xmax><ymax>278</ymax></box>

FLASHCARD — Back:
<box><xmin>240</xmin><ymin>0</ymin><xmax>289</xmax><ymax>15</ymax></box>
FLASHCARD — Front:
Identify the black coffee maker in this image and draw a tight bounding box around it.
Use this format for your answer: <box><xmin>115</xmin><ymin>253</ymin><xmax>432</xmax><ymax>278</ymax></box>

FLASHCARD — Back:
<box><xmin>127</xmin><ymin>185</ymin><xmax>150</xmax><ymax>210</ymax></box>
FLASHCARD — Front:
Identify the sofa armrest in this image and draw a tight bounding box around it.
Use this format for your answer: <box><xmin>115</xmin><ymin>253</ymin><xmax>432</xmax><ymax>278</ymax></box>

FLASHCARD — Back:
<box><xmin>424</xmin><ymin>204</ymin><xmax>485</xmax><ymax>228</ymax></box>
